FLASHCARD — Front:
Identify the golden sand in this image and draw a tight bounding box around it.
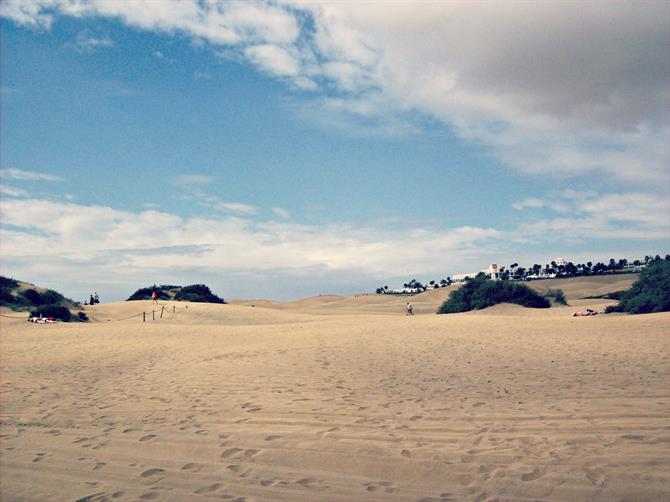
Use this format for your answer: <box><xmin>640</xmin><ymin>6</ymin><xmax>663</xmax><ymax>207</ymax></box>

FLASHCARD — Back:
<box><xmin>1</xmin><ymin>275</ymin><xmax>668</xmax><ymax>501</ymax></box>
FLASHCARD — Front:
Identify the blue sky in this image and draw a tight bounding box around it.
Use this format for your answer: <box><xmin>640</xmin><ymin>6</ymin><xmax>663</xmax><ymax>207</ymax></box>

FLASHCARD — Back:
<box><xmin>1</xmin><ymin>1</ymin><xmax>668</xmax><ymax>301</ymax></box>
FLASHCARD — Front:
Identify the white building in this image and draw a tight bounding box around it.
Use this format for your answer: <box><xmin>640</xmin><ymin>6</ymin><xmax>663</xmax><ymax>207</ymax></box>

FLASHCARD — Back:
<box><xmin>453</xmin><ymin>263</ymin><xmax>500</xmax><ymax>283</ymax></box>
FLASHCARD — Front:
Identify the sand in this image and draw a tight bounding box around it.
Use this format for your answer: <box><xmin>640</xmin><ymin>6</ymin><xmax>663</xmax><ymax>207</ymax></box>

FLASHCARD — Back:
<box><xmin>1</xmin><ymin>275</ymin><xmax>669</xmax><ymax>501</ymax></box>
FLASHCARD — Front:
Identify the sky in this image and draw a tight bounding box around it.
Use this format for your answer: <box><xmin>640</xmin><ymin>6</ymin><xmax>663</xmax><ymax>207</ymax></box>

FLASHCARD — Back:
<box><xmin>1</xmin><ymin>0</ymin><xmax>669</xmax><ymax>301</ymax></box>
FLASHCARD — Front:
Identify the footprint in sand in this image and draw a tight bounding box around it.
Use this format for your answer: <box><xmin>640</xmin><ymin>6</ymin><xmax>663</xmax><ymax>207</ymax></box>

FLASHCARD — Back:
<box><xmin>181</xmin><ymin>463</ymin><xmax>202</xmax><ymax>472</ymax></box>
<box><xmin>194</xmin><ymin>483</ymin><xmax>223</xmax><ymax>494</ymax></box>
<box><xmin>93</xmin><ymin>462</ymin><xmax>106</xmax><ymax>471</ymax></box>
<box><xmin>139</xmin><ymin>492</ymin><xmax>159</xmax><ymax>500</ymax></box>
<box><xmin>140</xmin><ymin>468</ymin><xmax>166</xmax><ymax>479</ymax></box>
<box><xmin>409</xmin><ymin>415</ymin><xmax>423</xmax><ymax>421</ymax></box>
<box><xmin>264</xmin><ymin>435</ymin><xmax>282</xmax><ymax>441</ymax></box>
<box><xmin>583</xmin><ymin>465</ymin><xmax>607</xmax><ymax>487</ymax></box>
<box><xmin>32</xmin><ymin>452</ymin><xmax>50</xmax><ymax>462</ymax></box>
<box><xmin>401</xmin><ymin>449</ymin><xmax>412</xmax><ymax>458</ymax></box>
<box><xmin>364</xmin><ymin>481</ymin><xmax>394</xmax><ymax>493</ymax></box>
<box><xmin>221</xmin><ymin>448</ymin><xmax>243</xmax><ymax>459</ymax></box>
<box><xmin>520</xmin><ymin>466</ymin><xmax>544</xmax><ymax>481</ymax></box>
<box><xmin>139</xmin><ymin>434</ymin><xmax>157</xmax><ymax>442</ymax></box>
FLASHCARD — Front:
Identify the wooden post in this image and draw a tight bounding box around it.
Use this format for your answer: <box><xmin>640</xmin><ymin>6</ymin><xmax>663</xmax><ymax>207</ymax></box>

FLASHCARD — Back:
<box><xmin>152</xmin><ymin>310</ymin><xmax>155</xmax><ymax>321</ymax></box>
<box><xmin>160</xmin><ymin>306</ymin><xmax>164</xmax><ymax>319</ymax></box>
<box><xmin>173</xmin><ymin>305</ymin><xmax>175</xmax><ymax>314</ymax></box>
<box><xmin>143</xmin><ymin>312</ymin><xmax>146</xmax><ymax>322</ymax></box>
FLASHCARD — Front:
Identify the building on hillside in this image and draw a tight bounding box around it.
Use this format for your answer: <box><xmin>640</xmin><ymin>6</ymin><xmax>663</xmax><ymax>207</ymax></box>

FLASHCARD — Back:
<box><xmin>555</xmin><ymin>257</ymin><xmax>567</xmax><ymax>266</ymax></box>
<box><xmin>453</xmin><ymin>264</ymin><xmax>500</xmax><ymax>283</ymax></box>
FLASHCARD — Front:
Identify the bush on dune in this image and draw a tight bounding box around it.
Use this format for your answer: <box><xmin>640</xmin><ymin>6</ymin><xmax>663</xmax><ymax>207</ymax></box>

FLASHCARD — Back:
<box><xmin>127</xmin><ymin>284</ymin><xmax>225</xmax><ymax>304</ymax></box>
<box><xmin>174</xmin><ymin>284</ymin><xmax>225</xmax><ymax>304</ymax></box>
<box><xmin>437</xmin><ymin>273</ymin><xmax>550</xmax><ymax>314</ymax></box>
<box><xmin>127</xmin><ymin>286</ymin><xmax>172</xmax><ymax>301</ymax></box>
<box><xmin>543</xmin><ymin>288</ymin><xmax>568</xmax><ymax>305</ymax></box>
<box><xmin>605</xmin><ymin>260</ymin><xmax>670</xmax><ymax>314</ymax></box>
<box><xmin>30</xmin><ymin>305</ymin><xmax>73</xmax><ymax>322</ymax></box>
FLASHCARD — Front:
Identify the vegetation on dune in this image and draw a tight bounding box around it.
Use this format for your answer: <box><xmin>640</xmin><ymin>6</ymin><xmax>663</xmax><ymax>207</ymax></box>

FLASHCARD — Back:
<box><xmin>1</xmin><ymin>276</ymin><xmax>83</xmax><ymax>321</ymax></box>
<box><xmin>543</xmin><ymin>288</ymin><xmax>568</xmax><ymax>305</ymax></box>
<box><xmin>127</xmin><ymin>283</ymin><xmax>225</xmax><ymax>304</ymax></box>
<box><xmin>604</xmin><ymin>259</ymin><xmax>670</xmax><ymax>314</ymax></box>
<box><xmin>127</xmin><ymin>285</ymin><xmax>174</xmax><ymax>301</ymax></box>
<box><xmin>174</xmin><ymin>284</ymin><xmax>225</xmax><ymax>303</ymax></box>
<box><xmin>437</xmin><ymin>273</ymin><xmax>550</xmax><ymax>314</ymax></box>
<box><xmin>29</xmin><ymin>305</ymin><xmax>75</xmax><ymax>322</ymax></box>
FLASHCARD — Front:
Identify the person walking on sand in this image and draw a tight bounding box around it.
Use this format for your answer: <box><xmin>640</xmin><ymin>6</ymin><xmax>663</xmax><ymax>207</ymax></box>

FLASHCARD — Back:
<box><xmin>151</xmin><ymin>290</ymin><xmax>158</xmax><ymax>304</ymax></box>
<box><xmin>406</xmin><ymin>302</ymin><xmax>414</xmax><ymax>316</ymax></box>
<box><xmin>93</xmin><ymin>292</ymin><xmax>99</xmax><ymax>304</ymax></box>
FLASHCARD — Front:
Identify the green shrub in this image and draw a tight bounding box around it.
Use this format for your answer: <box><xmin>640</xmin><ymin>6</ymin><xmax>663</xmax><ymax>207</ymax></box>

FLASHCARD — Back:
<box><xmin>174</xmin><ymin>284</ymin><xmax>225</xmax><ymax>304</ymax></box>
<box><xmin>543</xmin><ymin>288</ymin><xmax>568</xmax><ymax>305</ymax></box>
<box><xmin>127</xmin><ymin>286</ymin><xmax>171</xmax><ymax>301</ymax></box>
<box><xmin>30</xmin><ymin>305</ymin><xmax>73</xmax><ymax>322</ymax></box>
<box><xmin>437</xmin><ymin>273</ymin><xmax>550</xmax><ymax>314</ymax></box>
<box><xmin>607</xmin><ymin>260</ymin><xmax>670</xmax><ymax>314</ymax></box>
<box><xmin>0</xmin><ymin>276</ymin><xmax>18</xmax><ymax>290</ymax></box>
<box><xmin>0</xmin><ymin>288</ymin><xmax>16</xmax><ymax>305</ymax></box>
<box><xmin>22</xmin><ymin>289</ymin><xmax>46</xmax><ymax>305</ymax></box>
<box><xmin>41</xmin><ymin>289</ymin><xmax>65</xmax><ymax>304</ymax></box>
<box><xmin>604</xmin><ymin>303</ymin><xmax>624</xmax><ymax>313</ymax></box>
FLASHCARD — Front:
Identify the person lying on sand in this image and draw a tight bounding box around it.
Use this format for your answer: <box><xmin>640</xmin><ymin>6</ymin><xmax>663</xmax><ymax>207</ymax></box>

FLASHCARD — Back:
<box><xmin>573</xmin><ymin>308</ymin><xmax>598</xmax><ymax>317</ymax></box>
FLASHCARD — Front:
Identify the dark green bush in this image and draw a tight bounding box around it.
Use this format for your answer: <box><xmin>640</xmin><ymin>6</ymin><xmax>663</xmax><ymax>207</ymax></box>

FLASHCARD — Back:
<box><xmin>604</xmin><ymin>303</ymin><xmax>624</xmax><ymax>313</ymax></box>
<box><xmin>22</xmin><ymin>289</ymin><xmax>46</xmax><ymax>305</ymax></box>
<box><xmin>174</xmin><ymin>284</ymin><xmax>225</xmax><ymax>304</ymax></box>
<box><xmin>0</xmin><ymin>276</ymin><xmax>18</xmax><ymax>290</ymax></box>
<box><xmin>0</xmin><ymin>288</ymin><xmax>16</xmax><ymax>305</ymax></box>
<box><xmin>543</xmin><ymin>288</ymin><xmax>568</xmax><ymax>305</ymax></box>
<box><xmin>127</xmin><ymin>284</ymin><xmax>224</xmax><ymax>303</ymax></box>
<box><xmin>30</xmin><ymin>305</ymin><xmax>73</xmax><ymax>322</ymax></box>
<box><xmin>127</xmin><ymin>286</ymin><xmax>171</xmax><ymax>301</ymax></box>
<box><xmin>606</xmin><ymin>260</ymin><xmax>670</xmax><ymax>314</ymax></box>
<box><xmin>437</xmin><ymin>273</ymin><xmax>550</xmax><ymax>314</ymax></box>
<box><xmin>41</xmin><ymin>289</ymin><xmax>65</xmax><ymax>304</ymax></box>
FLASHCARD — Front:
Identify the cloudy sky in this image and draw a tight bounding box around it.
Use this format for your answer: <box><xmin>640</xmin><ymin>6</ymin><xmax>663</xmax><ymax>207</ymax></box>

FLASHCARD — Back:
<box><xmin>1</xmin><ymin>0</ymin><xmax>669</xmax><ymax>301</ymax></box>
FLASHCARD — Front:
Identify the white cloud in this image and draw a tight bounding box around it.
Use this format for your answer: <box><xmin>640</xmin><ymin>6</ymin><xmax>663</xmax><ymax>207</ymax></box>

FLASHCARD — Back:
<box><xmin>244</xmin><ymin>44</ymin><xmax>299</xmax><ymax>77</ymax></box>
<box><xmin>272</xmin><ymin>207</ymin><xmax>290</xmax><ymax>219</ymax></box>
<box><xmin>0</xmin><ymin>167</ymin><xmax>62</xmax><ymax>182</ymax></box>
<box><xmin>512</xmin><ymin>198</ymin><xmax>544</xmax><ymax>210</ymax></box>
<box><xmin>0</xmin><ymin>197</ymin><xmax>501</xmax><ymax>299</ymax></box>
<box><xmin>4</xmin><ymin>2</ymin><xmax>667</xmax><ymax>186</ymax></box>
<box><xmin>216</xmin><ymin>202</ymin><xmax>258</xmax><ymax>215</ymax></box>
<box><xmin>0</xmin><ymin>184</ymin><xmax>28</xmax><ymax>197</ymax></box>
<box><xmin>74</xmin><ymin>30</ymin><xmax>113</xmax><ymax>52</ymax></box>
<box><xmin>511</xmin><ymin>190</ymin><xmax>670</xmax><ymax>242</ymax></box>
<box><xmin>1</xmin><ymin>193</ymin><xmax>666</xmax><ymax>300</ymax></box>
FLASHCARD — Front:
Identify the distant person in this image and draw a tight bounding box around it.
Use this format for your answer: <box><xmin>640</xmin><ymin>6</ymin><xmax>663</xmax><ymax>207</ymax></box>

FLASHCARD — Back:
<box><xmin>94</xmin><ymin>292</ymin><xmax>99</xmax><ymax>304</ymax></box>
<box><xmin>90</xmin><ymin>294</ymin><xmax>95</xmax><ymax>306</ymax></box>
<box><xmin>151</xmin><ymin>290</ymin><xmax>158</xmax><ymax>304</ymax></box>
<box><xmin>406</xmin><ymin>302</ymin><xmax>414</xmax><ymax>316</ymax></box>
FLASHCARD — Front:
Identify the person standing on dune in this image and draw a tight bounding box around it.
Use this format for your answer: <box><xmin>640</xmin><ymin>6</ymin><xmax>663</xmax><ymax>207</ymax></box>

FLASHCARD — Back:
<box><xmin>151</xmin><ymin>290</ymin><xmax>158</xmax><ymax>304</ymax></box>
<box><xmin>406</xmin><ymin>302</ymin><xmax>414</xmax><ymax>316</ymax></box>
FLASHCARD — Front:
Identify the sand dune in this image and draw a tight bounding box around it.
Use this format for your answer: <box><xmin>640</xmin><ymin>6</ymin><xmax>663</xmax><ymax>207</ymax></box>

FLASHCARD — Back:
<box><xmin>1</xmin><ymin>276</ymin><xmax>668</xmax><ymax>501</ymax></box>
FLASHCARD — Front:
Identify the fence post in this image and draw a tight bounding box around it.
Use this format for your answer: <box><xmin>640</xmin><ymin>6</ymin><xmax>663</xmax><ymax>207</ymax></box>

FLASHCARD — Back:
<box><xmin>143</xmin><ymin>312</ymin><xmax>146</xmax><ymax>322</ymax></box>
<box><xmin>160</xmin><ymin>306</ymin><xmax>164</xmax><ymax>319</ymax></box>
<box><xmin>173</xmin><ymin>305</ymin><xmax>175</xmax><ymax>314</ymax></box>
<box><xmin>152</xmin><ymin>310</ymin><xmax>155</xmax><ymax>321</ymax></box>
